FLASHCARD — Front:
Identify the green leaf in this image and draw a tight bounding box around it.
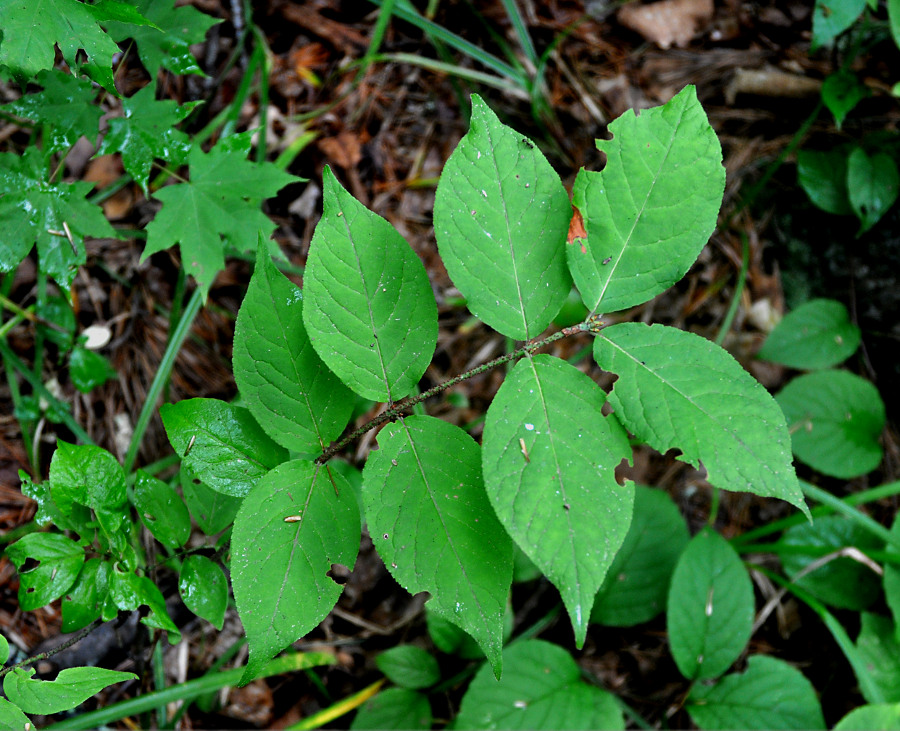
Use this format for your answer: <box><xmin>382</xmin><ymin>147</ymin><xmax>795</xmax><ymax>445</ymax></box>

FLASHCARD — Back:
<box><xmin>797</xmin><ymin>149</ymin><xmax>854</xmax><ymax>216</ymax></box>
<box><xmin>667</xmin><ymin>527</ymin><xmax>754</xmax><ymax>681</ymax></box>
<box><xmin>757</xmin><ymin>298</ymin><xmax>861</xmax><ymax>370</ymax></box>
<box><xmin>847</xmin><ymin>148</ymin><xmax>900</xmax><ymax>234</ymax></box>
<box><xmin>364</xmin><ymin>415</ymin><xmax>512</xmax><ymax>674</ymax></box>
<box><xmin>5</xmin><ymin>533</ymin><xmax>84</xmax><ymax>611</ymax></box>
<box><xmin>568</xmin><ymin>85</ymin><xmax>724</xmax><ymax>314</ymax></box>
<box><xmin>69</xmin><ymin>345</ymin><xmax>117</xmax><ymax>393</ymax></box>
<box><xmin>455</xmin><ymin>639</ymin><xmax>624</xmax><ymax>730</ymax></box>
<box><xmin>180</xmin><ymin>465</ymin><xmax>241</xmax><ymax>534</ymax></box>
<box><xmin>61</xmin><ymin>558</ymin><xmax>110</xmax><ymax>632</ymax></box>
<box><xmin>687</xmin><ymin>655</ymin><xmax>825</xmax><ymax>729</ymax></box>
<box><xmin>234</xmin><ymin>243</ymin><xmax>354</xmax><ymax>456</ymax></box>
<box><xmin>812</xmin><ymin>0</ymin><xmax>866</xmax><ymax>49</ymax></box>
<box><xmin>0</xmin><ymin>70</ymin><xmax>101</xmax><ymax>153</ymax></box>
<box><xmin>432</xmin><ymin>94</ymin><xmax>572</xmax><ymax>340</ymax></box>
<box><xmin>776</xmin><ymin>370</ymin><xmax>885</xmax><ymax>479</ymax></box>
<box><xmin>3</xmin><ymin>666</ymin><xmax>137</xmax><ymax>715</ymax></box>
<box><xmin>835</xmin><ymin>703</ymin><xmax>900</xmax><ymax>730</ymax></box>
<box><xmin>426</xmin><ymin>604</ymin><xmax>514</xmax><ymax>660</ymax></box>
<box><xmin>108</xmin><ymin>565</ymin><xmax>180</xmax><ymax>641</ymax></box>
<box><xmin>0</xmin><ymin>0</ymin><xmax>121</xmax><ymax>90</ymax></box>
<box><xmin>375</xmin><ymin>646</ymin><xmax>441</xmax><ymax>690</ymax></box>
<box><xmin>595</xmin><ymin>323</ymin><xmax>807</xmax><ymax>515</ymax></box>
<box><xmin>179</xmin><ymin>554</ymin><xmax>228</xmax><ymax>630</ymax></box>
<box><xmin>782</xmin><ymin>515</ymin><xmax>883</xmax><ymax>610</ymax></box>
<box><xmin>891</xmin><ymin>0</ymin><xmax>900</xmax><ymax>48</ymax></box>
<box><xmin>96</xmin><ymin>83</ymin><xmax>199</xmax><ymax>193</ymax></box>
<box><xmin>822</xmin><ymin>71</ymin><xmax>870</xmax><ymax>130</ymax></box>
<box><xmin>160</xmin><ymin>398</ymin><xmax>289</xmax><ymax>497</ymax></box>
<box><xmin>482</xmin><ymin>354</ymin><xmax>633</xmax><ymax>647</ymax></box>
<box><xmin>0</xmin><ymin>633</ymin><xmax>8</xmax><ymax>664</ymax></box>
<box><xmin>143</xmin><ymin>140</ymin><xmax>300</xmax><ymax>295</ymax></box>
<box><xmin>232</xmin><ymin>459</ymin><xmax>360</xmax><ymax>684</ymax></box>
<box><xmin>0</xmin><ymin>147</ymin><xmax>116</xmax><ymax>290</ymax></box>
<box><xmin>302</xmin><ymin>167</ymin><xmax>438</xmax><ymax>401</ymax></box>
<box><xmin>105</xmin><ymin>0</ymin><xmax>221</xmax><ymax>76</ymax></box>
<box><xmin>351</xmin><ymin>688</ymin><xmax>432</xmax><ymax>730</ymax></box>
<box><xmin>133</xmin><ymin>470</ymin><xmax>191</xmax><ymax>548</ymax></box>
<box><xmin>857</xmin><ymin>614</ymin><xmax>900</xmax><ymax>704</ymax></box>
<box><xmin>885</xmin><ymin>516</ymin><xmax>900</xmax><ymax>641</ymax></box>
<box><xmin>0</xmin><ymin>698</ymin><xmax>30</xmax><ymax>731</ymax></box>
<box><xmin>592</xmin><ymin>485</ymin><xmax>689</xmax><ymax>627</ymax></box>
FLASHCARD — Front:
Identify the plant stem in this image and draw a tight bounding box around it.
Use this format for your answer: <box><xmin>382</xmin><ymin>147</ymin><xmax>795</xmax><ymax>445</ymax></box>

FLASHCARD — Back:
<box><xmin>0</xmin><ymin>618</ymin><xmax>103</xmax><ymax>678</ymax></box>
<box><xmin>315</xmin><ymin>322</ymin><xmax>593</xmax><ymax>464</ymax></box>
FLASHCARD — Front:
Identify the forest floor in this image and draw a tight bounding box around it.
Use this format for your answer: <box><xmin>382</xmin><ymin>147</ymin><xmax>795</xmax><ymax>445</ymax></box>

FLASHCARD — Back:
<box><xmin>2</xmin><ymin>0</ymin><xmax>900</xmax><ymax>727</ymax></box>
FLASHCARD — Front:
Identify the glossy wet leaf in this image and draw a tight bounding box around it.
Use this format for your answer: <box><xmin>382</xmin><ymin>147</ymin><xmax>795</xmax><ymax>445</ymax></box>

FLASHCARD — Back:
<box><xmin>351</xmin><ymin>688</ymin><xmax>432</xmax><ymax>730</ymax></box>
<box><xmin>668</xmin><ymin>527</ymin><xmax>754</xmax><ymax>681</ymax></box>
<box><xmin>364</xmin><ymin>415</ymin><xmax>512</xmax><ymax>674</ymax></box>
<box><xmin>60</xmin><ymin>558</ymin><xmax>110</xmax><ymax>633</ymax></box>
<box><xmin>108</xmin><ymin>566</ymin><xmax>180</xmax><ymax>640</ymax></box>
<box><xmin>133</xmin><ymin>470</ymin><xmax>191</xmax><ymax>548</ymax></box>
<box><xmin>757</xmin><ymin>298</ymin><xmax>861</xmax><ymax>370</ymax></box>
<box><xmin>568</xmin><ymin>85</ymin><xmax>724</xmax><ymax>314</ymax></box>
<box><xmin>823</xmin><ymin>70</ymin><xmax>869</xmax><ymax>129</ymax></box>
<box><xmin>160</xmin><ymin>398</ymin><xmax>289</xmax><ymax>497</ymax></box>
<box><xmin>232</xmin><ymin>460</ymin><xmax>360</xmax><ymax>684</ymax></box>
<box><xmin>592</xmin><ymin>485</ymin><xmax>689</xmax><ymax>627</ymax></box>
<box><xmin>3</xmin><ymin>666</ymin><xmax>137</xmax><ymax>715</ymax></box>
<box><xmin>5</xmin><ymin>533</ymin><xmax>84</xmax><ymax>611</ymax></box>
<box><xmin>455</xmin><ymin>640</ymin><xmax>624</xmax><ymax>730</ymax></box>
<box><xmin>68</xmin><ymin>345</ymin><xmax>117</xmax><ymax>393</ymax></box>
<box><xmin>433</xmin><ymin>94</ymin><xmax>572</xmax><ymax>340</ymax></box>
<box><xmin>595</xmin><ymin>323</ymin><xmax>807</xmax><ymax>515</ymax></box>
<box><xmin>96</xmin><ymin>83</ymin><xmax>199</xmax><ymax>193</ymax></box>
<box><xmin>179</xmin><ymin>554</ymin><xmax>227</xmax><ymax>630</ymax></box>
<box><xmin>303</xmin><ymin>167</ymin><xmax>438</xmax><ymax>401</ymax></box>
<box><xmin>847</xmin><ymin>148</ymin><xmax>899</xmax><ymax>234</ymax></box>
<box><xmin>687</xmin><ymin>655</ymin><xmax>825</xmax><ymax>729</ymax></box>
<box><xmin>776</xmin><ymin>370</ymin><xmax>885</xmax><ymax>479</ymax></box>
<box><xmin>143</xmin><ymin>139</ymin><xmax>300</xmax><ymax>295</ymax></box>
<box><xmin>482</xmin><ymin>354</ymin><xmax>633</xmax><ymax>647</ymax></box>
<box><xmin>375</xmin><ymin>646</ymin><xmax>440</xmax><ymax>690</ymax></box>
<box><xmin>180</xmin><ymin>465</ymin><xmax>241</xmax><ymax>535</ymax></box>
<box><xmin>234</xmin><ymin>243</ymin><xmax>353</xmax><ymax>456</ymax></box>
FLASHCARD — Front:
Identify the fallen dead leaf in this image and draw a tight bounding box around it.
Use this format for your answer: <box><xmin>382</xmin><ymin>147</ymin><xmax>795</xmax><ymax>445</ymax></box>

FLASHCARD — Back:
<box><xmin>618</xmin><ymin>0</ymin><xmax>714</xmax><ymax>49</ymax></box>
<box><xmin>318</xmin><ymin>131</ymin><xmax>363</xmax><ymax>170</ymax></box>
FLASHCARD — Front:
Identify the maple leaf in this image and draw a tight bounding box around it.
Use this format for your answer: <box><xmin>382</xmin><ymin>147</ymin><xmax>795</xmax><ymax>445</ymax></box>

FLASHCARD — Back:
<box><xmin>143</xmin><ymin>140</ymin><xmax>301</xmax><ymax>295</ymax></box>
<box><xmin>0</xmin><ymin>148</ymin><xmax>116</xmax><ymax>290</ymax></box>
<box><xmin>96</xmin><ymin>83</ymin><xmax>200</xmax><ymax>193</ymax></box>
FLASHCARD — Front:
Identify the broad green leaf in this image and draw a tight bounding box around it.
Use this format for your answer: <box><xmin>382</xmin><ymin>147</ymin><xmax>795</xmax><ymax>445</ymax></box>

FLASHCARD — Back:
<box><xmin>61</xmin><ymin>558</ymin><xmax>110</xmax><ymax>633</ymax></box>
<box><xmin>364</xmin><ymin>415</ymin><xmax>512</xmax><ymax>674</ymax></box>
<box><xmin>179</xmin><ymin>554</ymin><xmax>228</xmax><ymax>630</ymax></box>
<box><xmin>595</xmin><ymin>323</ymin><xmax>807</xmax><ymax>515</ymax></box>
<box><xmin>847</xmin><ymin>148</ymin><xmax>899</xmax><ymax>234</ymax></box>
<box><xmin>757</xmin><ymin>298</ymin><xmax>861</xmax><ymax>370</ymax></box>
<box><xmin>160</xmin><ymin>398</ymin><xmax>289</xmax><ymax>497</ymax></box>
<box><xmin>5</xmin><ymin>533</ymin><xmax>85</xmax><ymax>611</ymax></box>
<box><xmin>0</xmin><ymin>70</ymin><xmax>101</xmax><ymax>153</ymax></box>
<box><xmin>822</xmin><ymin>71</ymin><xmax>870</xmax><ymax>130</ymax></box>
<box><xmin>433</xmin><ymin>94</ymin><xmax>572</xmax><ymax>340</ymax></box>
<box><xmin>133</xmin><ymin>470</ymin><xmax>191</xmax><ymax>548</ymax></box>
<box><xmin>180</xmin><ymin>465</ymin><xmax>241</xmax><ymax>534</ymax></box>
<box><xmin>884</xmin><ymin>515</ymin><xmax>900</xmax><ymax>641</ymax></box>
<box><xmin>776</xmin><ymin>370</ymin><xmax>885</xmax><ymax>479</ymax></box>
<box><xmin>303</xmin><ymin>167</ymin><xmax>437</xmax><ymax>401</ymax></box>
<box><xmin>687</xmin><ymin>655</ymin><xmax>825</xmax><ymax>729</ymax></box>
<box><xmin>375</xmin><ymin>646</ymin><xmax>441</xmax><ymax>690</ymax></box>
<box><xmin>351</xmin><ymin>688</ymin><xmax>432</xmax><ymax>730</ymax></box>
<box><xmin>143</xmin><ymin>140</ymin><xmax>300</xmax><ymax>295</ymax></box>
<box><xmin>0</xmin><ymin>698</ymin><xmax>29</xmax><ymax>731</ymax></box>
<box><xmin>105</xmin><ymin>0</ymin><xmax>221</xmax><ymax>76</ymax></box>
<box><xmin>96</xmin><ymin>83</ymin><xmax>199</xmax><ymax>193</ymax></box>
<box><xmin>667</xmin><ymin>527</ymin><xmax>754</xmax><ymax>681</ymax></box>
<box><xmin>482</xmin><ymin>354</ymin><xmax>633</xmax><ymax>647</ymax></box>
<box><xmin>0</xmin><ymin>634</ymin><xmax>8</xmax><ymax>664</ymax></box>
<box><xmin>797</xmin><ymin>149</ymin><xmax>853</xmax><ymax>216</ymax></box>
<box><xmin>0</xmin><ymin>0</ymin><xmax>121</xmax><ymax>90</ymax></box>
<box><xmin>455</xmin><ymin>640</ymin><xmax>624</xmax><ymax>730</ymax></box>
<box><xmin>856</xmin><ymin>614</ymin><xmax>900</xmax><ymax>703</ymax></box>
<box><xmin>812</xmin><ymin>0</ymin><xmax>866</xmax><ymax>49</ymax></box>
<box><xmin>108</xmin><ymin>565</ymin><xmax>180</xmax><ymax>640</ymax></box>
<box><xmin>425</xmin><ymin>603</ymin><xmax>514</xmax><ymax>660</ymax></box>
<box><xmin>68</xmin><ymin>345</ymin><xmax>117</xmax><ymax>393</ymax></box>
<box><xmin>782</xmin><ymin>515</ymin><xmax>883</xmax><ymax>611</ymax></box>
<box><xmin>592</xmin><ymin>485</ymin><xmax>689</xmax><ymax>627</ymax></box>
<box><xmin>232</xmin><ymin>459</ymin><xmax>360</xmax><ymax>684</ymax></box>
<box><xmin>892</xmin><ymin>0</ymin><xmax>900</xmax><ymax>48</ymax></box>
<box><xmin>50</xmin><ymin>441</ymin><xmax>126</xmax><ymax>514</ymax></box>
<box><xmin>0</xmin><ymin>147</ymin><xmax>116</xmax><ymax>290</ymax></box>
<box><xmin>568</xmin><ymin>85</ymin><xmax>724</xmax><ymax>314</ymax></box>
<box><xmin>835</xmin><ymin>703</ymin><xmax>900</xmax><ymax>730</ymax></box>
<box><xmin>234</xmin><ymin>243</ymin><xmax>354</xmax><ymax>456</ymax></box>
<box><xmin>3</xmin><ymin>666</ymin><xmax>137</xmax><ymax>715</ymax></box>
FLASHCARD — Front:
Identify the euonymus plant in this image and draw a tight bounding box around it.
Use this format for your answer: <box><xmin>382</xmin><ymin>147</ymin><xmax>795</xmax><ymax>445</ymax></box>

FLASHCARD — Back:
<box><xmin>6</xmin><ymin>85</ymin><xmax>809</xmax><ymax>707</ymax></box>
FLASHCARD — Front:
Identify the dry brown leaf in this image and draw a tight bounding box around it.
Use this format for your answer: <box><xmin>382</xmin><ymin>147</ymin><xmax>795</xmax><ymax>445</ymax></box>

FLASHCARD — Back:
<box><xmin>318</xmin><ymin>131</ymin><xmax>363</xmax><ymax>169</ymax></box>
<box><xmin>618</xmin><ymin>0</ymin><xmax>714</xmax><ymax>49</ymax></box>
